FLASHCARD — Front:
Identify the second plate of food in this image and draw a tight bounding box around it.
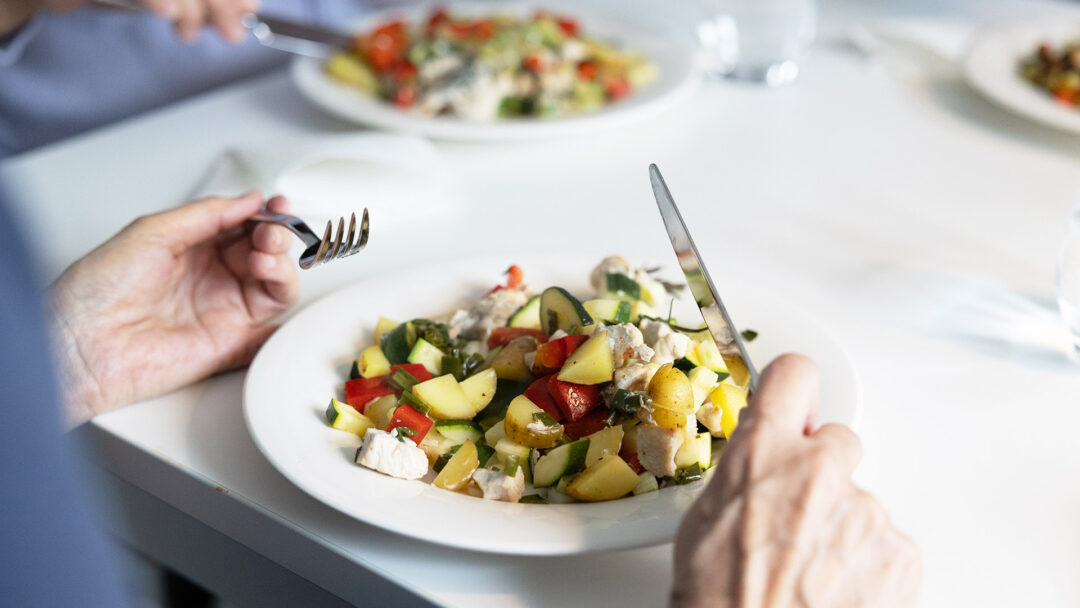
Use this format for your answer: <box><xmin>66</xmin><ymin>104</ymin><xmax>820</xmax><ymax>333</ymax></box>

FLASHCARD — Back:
<box><xmin>290</xmin><ymin>3</ymin><xmax>698</xmax><ymax>140</ymax></box>
<box><xmin>243</xmin><ymin>252</ymin><xmax>860</xmax><ymax>555</ymax></box>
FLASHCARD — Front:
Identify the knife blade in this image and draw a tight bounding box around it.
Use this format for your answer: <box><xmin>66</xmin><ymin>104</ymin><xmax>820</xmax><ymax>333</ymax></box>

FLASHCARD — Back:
<box><xmin>242</xmin><ymin>13</ymin><xmax>353</xmax><ymax>58</ymax></box>
<box><xmin>649</xmin><ymin>163</ymin><xmax>760</xmax><ymax>392</ymax></box>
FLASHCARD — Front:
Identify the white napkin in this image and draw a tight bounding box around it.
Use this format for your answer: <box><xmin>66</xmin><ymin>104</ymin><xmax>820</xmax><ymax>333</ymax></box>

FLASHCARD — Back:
<box><xmin>846</xmin><ymin>18</ymin><xmax>974</xmax><ymax>82</ymax></box>
<box><xmin>188</xmin><ymin>133</ymin><xmax>457</xmax><ymax>229</ymax></box>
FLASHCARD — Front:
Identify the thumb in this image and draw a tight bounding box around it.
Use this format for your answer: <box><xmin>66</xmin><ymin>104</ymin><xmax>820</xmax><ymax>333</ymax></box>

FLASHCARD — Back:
<box><xmin>148</xmin><ymin>192</ymin><xmax>265</xmax><ymax>255</ymax></box>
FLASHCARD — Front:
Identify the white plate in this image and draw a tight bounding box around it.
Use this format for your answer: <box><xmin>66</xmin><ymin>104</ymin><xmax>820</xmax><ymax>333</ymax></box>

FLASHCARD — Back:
<box><xmin>964</xmin><ymin>19</ymin><xmax>1080</xmax><ymax>135</ymax></box>
<box><xmin>290</xmin><ymin>3</ymin><xmax>699</xmax><ymax>141</ymax></box>
<box><xmin>243</xmin><ymin>253</ymin><xmax>860</xmax><ymax>555</ymax></box>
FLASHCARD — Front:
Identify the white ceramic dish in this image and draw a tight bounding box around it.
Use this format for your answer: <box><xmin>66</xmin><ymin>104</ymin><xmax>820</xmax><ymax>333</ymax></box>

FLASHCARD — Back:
<box><xmin>290</xmin><ymin>3</ymin><xmax>699</xmax><ymax>141</ymax></box>
<box><xmin>964</xmin><ymin>19</ymin><xmax>1080</xmax><ymax>135</ymax></box>
<box><xmin>243</xmin><ymin>253</ymin><xmax>860</xmax><ymax>555</ymax></box>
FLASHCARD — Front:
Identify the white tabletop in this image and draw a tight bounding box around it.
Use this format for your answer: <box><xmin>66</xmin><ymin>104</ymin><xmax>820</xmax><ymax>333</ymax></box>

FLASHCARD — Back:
<box><xmin>5</xmin><ymin>1</ymin><xmax>1080</xmax><ymax>605</ymax></box>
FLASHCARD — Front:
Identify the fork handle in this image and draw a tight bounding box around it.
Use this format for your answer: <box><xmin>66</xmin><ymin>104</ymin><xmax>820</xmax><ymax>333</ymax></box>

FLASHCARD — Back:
<box><xmin>249</xmin><ymin>210</ymin><xmax>321</xmax><ymax>249</ymax></box>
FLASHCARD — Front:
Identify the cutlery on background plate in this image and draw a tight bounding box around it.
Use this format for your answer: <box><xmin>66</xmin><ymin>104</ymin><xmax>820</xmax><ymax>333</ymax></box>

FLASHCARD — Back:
<box><xmin>649</xmin><ymin>163</ymin><xmax>760</xmax><ymax>392</ymax></box>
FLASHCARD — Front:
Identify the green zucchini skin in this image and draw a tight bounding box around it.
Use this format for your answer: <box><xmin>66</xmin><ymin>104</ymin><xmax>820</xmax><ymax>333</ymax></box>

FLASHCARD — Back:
<box><xmin>539</xmin><ymin>287</ymin><xmax>594</xmax><ymax>335</ymax></box>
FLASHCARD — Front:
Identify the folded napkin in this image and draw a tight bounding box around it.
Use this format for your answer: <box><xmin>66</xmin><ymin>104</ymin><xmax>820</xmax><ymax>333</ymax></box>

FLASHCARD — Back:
<box><xmin>846</xmin><ymin>18</ymin><xmax>974</xmax><ymax>82</ymax></box>
<box><xmin>188</xmin><ymin>133</ymin><xmax>457</xmax><ymax>229</ymax></box>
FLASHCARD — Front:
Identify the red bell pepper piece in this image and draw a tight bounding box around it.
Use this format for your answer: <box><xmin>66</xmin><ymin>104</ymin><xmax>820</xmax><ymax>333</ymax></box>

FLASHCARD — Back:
<box><xmin>563</xmin><ymin>407</ymin><xmax>610</xmax><ymax>439</ymax></box>
<box><xmin>384</xmin><ymin>404</ymin><xmax>433</xmax><ymax>444</ymax></box>
<box><xmin>546</xmin><ymin>376</ymin><xmax>603</xmax><ymax>422</ymax></box>
<box><xmin>577</xmin><ymin>60</ymin><xmax>598</xmax><ymax>81</ymax></box>
<box><xmin>620</xmin><ymin>449</ymin><xmax>645</xmax><ymax>474</ymax></box>
<box><xmin>532</xmin><ymin>334</ymin><xmax>588</xmax><ymax>375</ymax></box>
<box><xmin>393</xmin><ymin>86</ymin><xmax>417</xmax><ymax>108</ymax></box>
<box><xmin>605</xmin><ymin>78</ymin><xmax>631</xmax><ymax>101</ymax></box>
<box><xmin>344</xmin><ymin>377</ymin><xmax>394</xmax><ymax>411</ymax></box>
<box><xmin>560</xmin><ymin>335</ymin><xmax>588</xmax><ymax>356</ymax></box>
<box><xmin>524</xmin><ymin>377</ymin><xmax>564</xmax><ymax>422</ymax></box>
<box><xmin>556</xmin><ymin>18</ymin><xmax>579</xmax><ymax>37</ymax></box>
<box><xmin>487</xmin><ymin>327</ymin><xmax>548</xmax><ymax>349</ymax></box>
<box><xmin>425</xmin><ymin>7</ymin><xmax>449</xmax><ymax>34</ymax></box>
<box><xmin>485</xmin><ymin>264</ymin><xmax>526</xmax><ymax>295</ymax></box>
<box><xmin>389</xmin><ymin>363</ymin><xmax>432</xmax><ymax>383</ymax></box>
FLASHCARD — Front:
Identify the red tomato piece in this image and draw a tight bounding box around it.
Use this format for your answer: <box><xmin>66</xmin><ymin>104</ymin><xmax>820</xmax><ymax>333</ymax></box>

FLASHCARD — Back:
<box><xmin>425</xmin><ymin>7</ymin><xmax>449</xmax><ymax>33</ymax></box>
<box><xmin>393</xmin><ymin>86</ymin><xmax>416</xmax><ymax>108</ymax></box>
<box><xmin>384</xmin><ymin>404</ymin><xmax>433</xmax><ymax>444</ymax></box>
<box><xmin>1055</xmin><ymin>88</ymin><xmax>1077</xmax><ymax>105</ymax></box>
<box><xmin>473</xmin><ymin>18</ymin><xmax>495</xmax><ymax>40</ymax></box>
<box><xmin>563</xmin><ymin>407</ymin><xmax>610</xmax><ymax>439</ymax></box>
<box><xmin>389</xmin><ymin>363</ymin><xmax>432</xmax><ymax>383</ymax></box>
<box><xmin>606</xmin><ymin>78</ymin><xmax>631</xmax><ymax>100</ymax></box>
<box><xmin>505</xmin><ymin>265</ymin><xmax>524</xmax><ymax>288</ymax></box>
<box><xmin>487</xmin><ymin>327</ymin><xmax>548</xmax><ymax>349</ymax></box>
<box><xmin>557</xmin><ymin>18</ymin><xmax>579</xmax><ymax>37</ymax></box>
<box><xmin>392</xmin><ymin>59</ymin><xmax>418</xmax><ymax>81</ymax></box>
<box><xmin>577</xmin><ymin>60</ymin><xmax>598</xmax><ymax>81</ymax></box>
<box><xmin>546</xmin><ymin>376</ymin><xmax>603</xmax><ymax>422</ymax></box>
<box><xmin>524</xmin><ymin>376</ymin><xmax>564</xmax><ymax>422</ymax></box>
<box><xmin>344</xmin><ymin>377</ymin><xmax>394</xmax><ymax>411</ymax></box>
<box><xmin>523</xmin><ymin>53</ymin><xmax>544</xmax><ymax>72</ymax></box>
<box><xmin>620</xmin><ymin>449</ymin><xmax>645</xmax><ymax>474</ymax></box>
<box><xmin>364</xmin><ymin>20</ymin><xmax>409</xmax><ymax>71</ymax></box>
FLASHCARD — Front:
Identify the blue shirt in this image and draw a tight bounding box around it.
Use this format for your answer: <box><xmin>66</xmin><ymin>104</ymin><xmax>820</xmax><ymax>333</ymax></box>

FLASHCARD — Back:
<box><xmin>0</xmin><ymin>0</ymin><xmax>372</xmax><ymax>156</ymax></box>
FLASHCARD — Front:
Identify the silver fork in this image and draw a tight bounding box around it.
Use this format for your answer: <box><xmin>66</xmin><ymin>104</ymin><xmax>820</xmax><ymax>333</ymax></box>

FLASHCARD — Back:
<box><xmin>251</xmin><ymin>208</ymin><xmax>369</xmax><ymax>269</ymax></box>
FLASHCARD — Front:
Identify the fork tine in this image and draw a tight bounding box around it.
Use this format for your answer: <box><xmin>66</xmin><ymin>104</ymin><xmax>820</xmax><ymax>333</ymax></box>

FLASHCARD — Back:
<box><xmin>337</xmin><ymin>213</ymin><xmax>359</xmax><ymax>259</ymax></box>
<box><xmin>355</xmin><ymin>208</ymin><xmax>370</xmax><ymax>251</ymax></box>
<box><xmin>313</xmin><ymin>220</ymin><xmax>333</xmax><ymax>265</ymax></box>
<box><xmin>331</xmin><ymin>216</ymin><xmax>346</xmax><ymax>259</ymax></box>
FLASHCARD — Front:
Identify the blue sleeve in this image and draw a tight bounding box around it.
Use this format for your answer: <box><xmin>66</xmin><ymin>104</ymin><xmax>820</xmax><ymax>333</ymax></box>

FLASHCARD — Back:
<box><xmin>0</xmin><ymin>192</ymin><xmax>131</xmax><ymax>608</ymax></box>
<box><xmin>0</xmin><ymin>14</ymin><xmax>42</xmax><ymax>68</ymax></box>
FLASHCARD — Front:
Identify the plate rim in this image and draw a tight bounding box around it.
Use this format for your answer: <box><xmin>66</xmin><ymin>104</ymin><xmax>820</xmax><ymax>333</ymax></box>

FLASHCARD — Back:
<box><xmin>242</xmin><ymin>252</ymin><xmax>861</xmax><ymax>555</ymax></box>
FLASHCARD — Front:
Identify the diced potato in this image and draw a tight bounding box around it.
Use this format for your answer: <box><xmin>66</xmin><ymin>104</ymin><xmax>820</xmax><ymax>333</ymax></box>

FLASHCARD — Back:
<box><xmin>490</xmin><ymin>336</ymin><xmax>537</xmax><ymax>382</ymax></box>
<box><xmin>674</xmin><ymin>432</ymin><xmax>712</xmax><ymax>470</ymax></box>
<box><xmin>414</xmin><ymin>374</ymin><xmax>479</xmax><ymax>420</ymax></box>
<box><xmin>459</xmin><ymin>368</ymin><xmax>498</xmax><ymax>411</ymax></box>
<box><xmin>557</xmin><ymin>330</ymin><xmax>614</xmax><ymax>385</ymax></box>
<box><xmin>648</xmin><ymin>363</ymin><xmax>694</xmax><ymax>412</ymax></box>
<box><xmin>584</xmin><ymin>425</ymin><xmax>624</xmax><ymax>468</ymax></box>
<box><xmin>711</xmin><ymin>383</ymin><xmax>749</xmax><ymax>438</ymax></box>
<box><xmin>687</xmin><ymin>366</ymin><xmax>719</xmax><ymax>409</ymax></box>
<box><xmin>650</xmin><ymin>403</ymin><xmax>690</xmax><ymax>430</ymax></box>
<box><xmin>365</xmin><ymin>394</ymin><xmax>398</xmax><ymax>429</ymax></box>
<box><xmin>566</xmin><ymin>455</ymin><xmax>641</xmax><ymax>502</ymax></box>
<box><xmin>433</xmin><ymin>440</ymin><xmax>479</xmax><ymax>490</ymax></box>
<box><xmin>372</xmin><ymin>317</ymin><xmax>400</xmax><ymax>343</ymax></box>
<box><xmin>504</xmin><ymin>395</ymin><xmax>564</xmax><ymax>449</ymax></box>
<box><xmin>485</xmin><ymin>420</ymin><xmax>507</xmax><ymax>446</ymax></box>
<box><xmin>358</xmin><ymin>345</ymin><xmax>391</xmax><ymax>378</ymax></box>
<box><xmin>324</xmin><ymin>52</ymin><xmax>379</xmax><ymax>92</ymax></box>
<box><xmin>723</xmin><ymin>354</ymin><xmax>751</xmax><ymax>389</ymax></box>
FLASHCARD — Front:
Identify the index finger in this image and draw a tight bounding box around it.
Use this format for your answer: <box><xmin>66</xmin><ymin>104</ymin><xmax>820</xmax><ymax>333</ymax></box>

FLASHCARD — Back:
<box><xmin>738</xmin><ymin>353</ymin><xmax>819</xmax><ymax>436</ymax></box>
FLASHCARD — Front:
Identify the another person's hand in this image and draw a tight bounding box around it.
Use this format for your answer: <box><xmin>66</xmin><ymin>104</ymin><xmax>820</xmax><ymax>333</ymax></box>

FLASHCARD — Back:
<box><xmin>51</xmin><ymin>192</ymin><xmax>298</xmax><ymax>428</ymax></box>
<box><xmin>672</xmin><ymin>354</ymin><xmax>921</xmax><ymax>608</ymax></box>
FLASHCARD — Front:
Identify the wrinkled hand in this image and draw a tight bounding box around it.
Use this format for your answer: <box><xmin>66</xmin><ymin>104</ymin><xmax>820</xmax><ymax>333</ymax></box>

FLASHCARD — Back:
<box><xmin>52</xmin><ymin>193</ymin><xmax>298</xmax><ymax>428</ymax></box>
<box><xmin>672</xmin><ymin>354</ymin><xmax>921</xmax><ymax>608</ymax></box>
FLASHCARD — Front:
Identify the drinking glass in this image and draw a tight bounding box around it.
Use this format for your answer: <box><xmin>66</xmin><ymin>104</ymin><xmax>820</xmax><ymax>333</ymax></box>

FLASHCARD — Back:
<box><xmin>696</xmin><ymin>0</ymin><xmax>818</xmax><ymax>86</ymax></box>
<box><xmin>1057</xmin><ymin>203</ymin><xmax>1080</xmax><ymax>363</ymax></box>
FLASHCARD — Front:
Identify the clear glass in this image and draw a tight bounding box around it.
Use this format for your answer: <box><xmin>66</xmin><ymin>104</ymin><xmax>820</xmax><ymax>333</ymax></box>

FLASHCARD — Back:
<box><xmin>696</xmin><ymin>0</ymin><xmax>818</xmax><ymax>86</ymax></box>
<box><xmin>1056</xmin><ymin>204</ymin><xmax>1080</xmax><ymax>363</ymax></box>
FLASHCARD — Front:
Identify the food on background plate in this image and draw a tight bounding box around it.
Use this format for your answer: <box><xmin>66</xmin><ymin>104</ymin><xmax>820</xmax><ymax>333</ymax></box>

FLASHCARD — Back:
<box><xmin>1019</xmin><ymin>39</ymin><xmax>1080</xmax><ymax>106</ymax></box>
<box><xmin>325</xmin><ymin>256</ymin><xmax>757</xmax><ymax>504</ymax></box>
<box><xmin>324</xmin><ymin>8</ymin><xmax>658</xmax><ymax>120</ymax></box>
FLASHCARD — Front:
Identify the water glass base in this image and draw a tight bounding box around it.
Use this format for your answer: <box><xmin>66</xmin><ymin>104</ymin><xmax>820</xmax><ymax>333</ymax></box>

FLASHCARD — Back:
<box><xmin>704</xmin><ymin>60</ymin><xmax>801</xmax><ymax>87</ymax></box>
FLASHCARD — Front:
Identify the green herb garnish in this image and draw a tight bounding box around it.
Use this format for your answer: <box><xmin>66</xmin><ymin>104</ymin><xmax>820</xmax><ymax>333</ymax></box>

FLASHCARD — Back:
<box><xmin>399</xmin><ymin>391</ymin><xmax>429</xmax><ymax>415</ymax></box>
<box><xmin>672</xmin><ymin>463</ymin><xmax>704</xmax><ymax>485</ymax></box>
<box><xmin>390</xmin><ymin>368</ymin><xmax>421</xmax><ymax>392</ymax></box>
<box><xmin>740</xmin><ymin>329</ymin><xmax>758</xmax><ymax>342</ymax></box>
<box><xmin>606</xmin><ymin>273</ymin><xmax>641</xmax><ymax>300</ymax></box>
<box><xmin>532</xmin><ymin>412</ymin><xmax>558</xmax><ymax>427</ymax></box>
<box><xmin>607</xmin><ymin>389</ymin><xmax>645</xmax><ymax>421</ymax></box>
<box><xmin>390</xmin><ymin>427</ymin><xmax>417</xmax><ymax>443</ymax></box>
<box><xmin>637</xmin><ymin>315</ymin><xmax>708</xmax><ymax>333</ymax></box>
<box><xmin>519</xmin><ymin>494</ymin><xmax>547</xmax><ymax>504</ymax></box>
<box><xmin>433</xmin><ymin>445</ymin><xmax>461</xmax><ymax>472</ymax></box>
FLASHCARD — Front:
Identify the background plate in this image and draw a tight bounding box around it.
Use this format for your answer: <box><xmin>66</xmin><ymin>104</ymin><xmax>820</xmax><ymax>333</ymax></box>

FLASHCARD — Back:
<box><xmin>243</xmin><ymin>253</ymin><xmax>860</xmax><ymax>555</ymax></box>
<box><xmin>964</xmin><ymin>19</ymin><xmax>1080</xmax><ymax>135</ymax></box>
<box><xmin>290</xmin><ymin>2</ymin><xmax>699</xmax><ymax>141</ymax></box>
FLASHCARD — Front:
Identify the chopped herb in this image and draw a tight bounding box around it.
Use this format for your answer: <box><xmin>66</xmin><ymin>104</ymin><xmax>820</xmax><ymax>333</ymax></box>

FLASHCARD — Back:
<box><xmin>608</xmin><ymin>389</ymin><xmax>645</xmax><ymax>417</ymax></box>
<box><xmin>715</xmin><ymin>371</ymin><xmax>731</xmax><ymax>382</ymax></box>
<box><xmin>348</xmin><ymin>360</ymin><xmax>363</xmax><ymax>380</ymax></box>
<box><xmin>672</xmin><ymin>463</ymin><xmax>704</xmax><ymax>485</ymax></box>
<box><xmin>433</xmin><ymin>445</ymin><xmax>461</xmax><ymax>472</ymax></box>
<box><xmin>637</xmin><ymin>315</ymin><xmax>707</xmax><ymax>333</ymax></box>
<box><xmin>519</xmin><ymin>494</ymin><xmax>547</xmax><ymax>504</ymax></box>
<box><xmin>531</xmin><ymin>412</ymin><xmax>558</xmax><ymax>427</ymax></box>
<box><xmin>504</xmin><ymin>455</ymin><xmax>524</xmax><ymax>478</ymax></box>
<box><xmin>643</xmin><ymin>266</ymin><xmax>686</xmax><ymax>294</ymax></box>
<box><xmin>399</xmin><ymin>391</ymin><xmax>429</xmax><ymax>415</ymax></box>
<box><xmin>390</xmin><ymin>427</ymin><xmax>417</xmax><ymax>443</ymax></box>
<box><xmin>390</xmin><ymin>368</ymin><xmax>420</xmax><ymax>392</ymax></box>
<box><xmin>476</xmin><ymin>444</ymin><xmax>495</xmax><ymax>468</ymax></box>
<box><xmin>740</xmin><ymin>329</ymin><xmax>758</xmax><ymax>342</ymax></box>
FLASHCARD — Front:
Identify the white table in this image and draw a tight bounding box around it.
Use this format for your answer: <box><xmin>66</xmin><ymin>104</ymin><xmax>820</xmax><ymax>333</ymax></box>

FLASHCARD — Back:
<box><xmin>5</xmin><ymin>1</ymin><xmax>1080</xmax><ymax>605</ymax></box>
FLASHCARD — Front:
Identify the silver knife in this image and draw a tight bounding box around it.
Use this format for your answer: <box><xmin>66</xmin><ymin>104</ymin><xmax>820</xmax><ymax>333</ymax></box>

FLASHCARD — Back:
<box><xmin>649</xmin><ymin>164</ymin><xmax>760</xmax><ymax>392</ymax></box>
<box><xmin>91</xmin><ymin>1</ymin><xmax>351</xmax><ymax>58</ymax></box>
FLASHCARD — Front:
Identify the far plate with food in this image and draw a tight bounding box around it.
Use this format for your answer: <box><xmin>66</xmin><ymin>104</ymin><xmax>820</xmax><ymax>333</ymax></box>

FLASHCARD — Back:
<box><xmin>243</xmin><ymin>253</ymin><xmax>859</xmax><ymax>555</ymax></box>
<box><xmin>964</xmin><ymin>19</ymin><xmax>1080</xmax><ymax>135</ymax></box>
<box><xmin>290</xmin><ymin>3</ymin><xmax>698</xmax><ymax>140</ymax></box>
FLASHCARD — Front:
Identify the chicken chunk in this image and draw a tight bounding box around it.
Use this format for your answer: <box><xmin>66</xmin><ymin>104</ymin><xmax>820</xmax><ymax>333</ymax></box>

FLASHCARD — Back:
<box><xmin>354</xmin><ymin>430</ymin><xmax>429</xmax><ymax>480</ymax></box>
<box><xmin>448</xmin><ymin>288</ymin><xmax>530</xmax><ymax>340</ymax></box>
<box><xmin>605</xmin><ymin>323</ymin><xmax>655</xmax><ymax>366</ymax></box>
<box><xmin>640</xmin><ymin>320</ymin><xmax>693</xmax><ymax>365</ymax></box>
<box><xmin>472</xmin><ymin>468</ymin><xmax>525</xmax><ymax>503</ymax></box>
<box><xmin>613</xmin><ymin>363</ymin><xmax>653</xmax><ymax>392</ymax></box>
<box><xmin>636</xmin><ymin>424</ymin><xmax>685</xmax><ymax>478</ymax></box>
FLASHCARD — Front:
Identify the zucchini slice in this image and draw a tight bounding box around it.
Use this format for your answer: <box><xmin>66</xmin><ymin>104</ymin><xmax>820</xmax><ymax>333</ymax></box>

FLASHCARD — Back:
<box><xmin>380</xmin><ymin>321</ymin><xmax>416</xmax><ymax>365</ymax></box>
<box><xmin>508</xmin><ymin>295</ymin><xmax>542</xmax><ymax>329</ymax></box>
<box><xmin>539</xmin><ymin>287</ymin><xmax>594</xmax><ymax>335</ymax></box>
<box><xmin>583</xmin><ymin>299</ymin><xmax>631</xmax><ymax>324</ymax></box>
<box><xmin>604</xmin><ymin>273</ymin><xmax>642</xmax><ymax>301</ymax></box>
<box><xmin>434</xmin><ymin>420</ymin><xmax>484</xmax><ymax>445</ymax></box>
<box><xmin>325</xmin><ymin>398</ymin><xmax>376</xmax><ymax>437</ymax></box>
<box><xmin>533</xmin><ymin>439</ymin><xmax>589</xmax><ymax>488</ymax></box>
<box><xmin>407</xmin><ymin>338</ymin><xmax>445</xmax><ymax>376</ymax></box>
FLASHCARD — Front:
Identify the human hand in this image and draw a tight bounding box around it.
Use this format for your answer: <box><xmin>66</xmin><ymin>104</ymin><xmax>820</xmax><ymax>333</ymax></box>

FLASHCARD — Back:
<box><xmin>51</xmin><ymin>192</ymin><xmax>298</xmax><ymax>428</ymax></box>
<box><xmin>138</xmin><ymin>0</ymin><xmax>259</xmax><ymax>43</ymax></box>
<box><xmin>671</xmin><ymin>354</ymin><xmax>921</xmax><ymax>608</ymax></box>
